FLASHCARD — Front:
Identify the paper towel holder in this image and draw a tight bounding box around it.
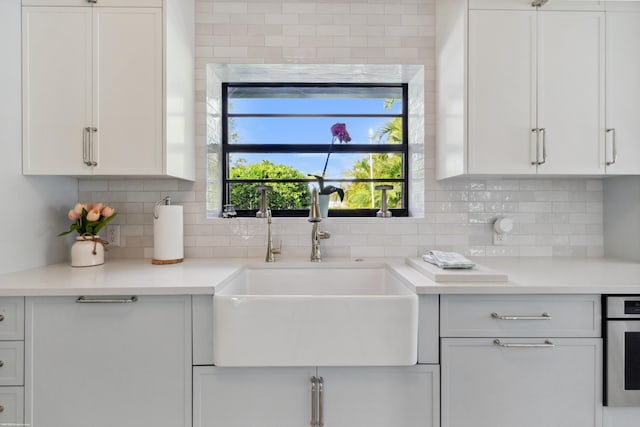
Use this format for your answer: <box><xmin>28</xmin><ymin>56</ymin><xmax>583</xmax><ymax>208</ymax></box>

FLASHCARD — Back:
<box><xmin>153</xmin><ymin>196</ymin><xmax>172</xmax><ymax>219</ymax></box>
<box><xmin>151</xmin><ymin>196</ymin><xmax>184</xmax><ymax>266</ymax></box>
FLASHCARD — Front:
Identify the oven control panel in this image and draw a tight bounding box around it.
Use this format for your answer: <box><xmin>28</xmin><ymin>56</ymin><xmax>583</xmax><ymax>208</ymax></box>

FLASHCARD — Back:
<box><xmin>626</xmin><ymin>300</ymin><xmax>640</xmax><ymax>315</ymax></box>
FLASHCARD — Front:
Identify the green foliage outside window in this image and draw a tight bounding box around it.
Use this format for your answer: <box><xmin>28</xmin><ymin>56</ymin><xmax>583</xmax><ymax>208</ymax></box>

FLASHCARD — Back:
<box><xmin>229</xmin><ymin>160</ymin><xmax>311</xmax><ymax>210</ymax></box>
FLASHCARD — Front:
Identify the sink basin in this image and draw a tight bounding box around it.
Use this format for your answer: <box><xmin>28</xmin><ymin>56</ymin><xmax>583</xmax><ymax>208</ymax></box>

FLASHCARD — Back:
<box><xmin>213</xmin><ymin>263</ymin><xmax>418</xmax><ymax>367</ymax></box>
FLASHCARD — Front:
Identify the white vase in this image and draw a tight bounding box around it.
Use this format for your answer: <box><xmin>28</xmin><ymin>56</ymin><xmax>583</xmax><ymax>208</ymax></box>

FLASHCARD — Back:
<box><xmin>318</xmin><ymin>194</ymin><xmax>330</xmax><ymax>218</ymax></box>
<box><xmin>71</xmin><ymin>235</ymin><xmax>105</xmax><ymax>267</ymax></box>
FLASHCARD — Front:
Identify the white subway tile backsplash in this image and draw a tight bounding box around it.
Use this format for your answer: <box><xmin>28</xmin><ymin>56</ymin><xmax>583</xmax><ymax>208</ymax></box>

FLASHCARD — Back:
<box><xmin>80</xmin><ymin>0</ymin><xmax>604</xmax><ymax>260</ymax></box>
<box><xmin>78</xmin><ymin>180</ymin><xmax>109</xmax><ymax>192</ymax></box>
<box><xmin>213</xmin><ymin>2</ymin><xmax>247</xmax><ymax>14</ymax></box>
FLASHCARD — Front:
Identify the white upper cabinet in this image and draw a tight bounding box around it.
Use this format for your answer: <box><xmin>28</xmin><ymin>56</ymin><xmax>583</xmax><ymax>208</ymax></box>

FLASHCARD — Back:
<box><xmin>536</xmin><ymin>10</ymin><xmax>605</xmax><ymax>175</ymax></box>
<box><xmin>92</xmin><ymin>7</ymin><xmax>163</xmax><ymax>175</ymax></box>
<box><xmin>22</xmin><ymin>0</ymin><xmax>162</xmax><ymax>8</ymax></box>
<box><xmin>467</xmin><ymin>10</ymin><xmax>537</xmax><ymax>174</ymax></box>
<box><xmin>604</xmin><ymin>2</ymin><xmax>640</xmax><ymax>174</ymax></box>
<box><xmin>22</xmin><ymin>0</ymin><xmax>195</xmax><ymax>180</ymax></box>
<box><xmin>22</xmin><ymin>7</ymin><xmax>93</xmax><ymax>175</ymax></box>
<box><xmin>437</xmin><ymin>0</ymin><xmax>606</xmax><ymax>178</ymax></box>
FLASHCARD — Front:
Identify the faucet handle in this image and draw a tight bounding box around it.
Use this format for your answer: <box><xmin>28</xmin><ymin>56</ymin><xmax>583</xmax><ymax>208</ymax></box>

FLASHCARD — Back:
<box><xmin>317</xmin><ymin>231</ymin><xmax>330</xmax><ymax>240</ymax></box>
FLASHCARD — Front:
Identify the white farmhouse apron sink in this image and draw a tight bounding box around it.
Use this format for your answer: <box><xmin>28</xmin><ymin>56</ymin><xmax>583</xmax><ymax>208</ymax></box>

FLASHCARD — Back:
<box><xmin>213</xmin><ymin>263</ymin><xmax>418</xmax><ymax>367</ymax></box>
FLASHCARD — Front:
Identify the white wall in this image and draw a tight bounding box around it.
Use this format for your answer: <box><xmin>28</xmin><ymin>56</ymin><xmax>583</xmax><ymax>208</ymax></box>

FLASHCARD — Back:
<box><xmin>0</xmin><ymin>0</ymin><xmax>77</xmax><ymax>274</ymax></box>
<box><xmin>78</xmin><ymin>0</ymin><xmax>604</xmax><ymax>260</ymax></box>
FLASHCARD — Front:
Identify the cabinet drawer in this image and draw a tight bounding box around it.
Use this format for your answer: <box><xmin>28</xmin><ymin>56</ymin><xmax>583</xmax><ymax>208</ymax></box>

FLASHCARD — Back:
<box><xmin>441</xmin><ymin>337</ymin><xmax>601</xmax><ymax>427</ymax></box>
<box><xmin>0</xmin><ymin>298</ymin><xmax>24</xmax><ymax>341</ymax></box>
<box><xmin>0</xmin><ymin>387</ymin><xmax>24</xmax><ymax>425</ymax></box>
<box><xmin>440</xmin><ymin>295</ymin><xmax>600</xmax><ymax>337</ymax></box>
<box><xmin>0</xmin><ymin>342</ymin><xmax>24</xmax><ymax>386</ymax></box>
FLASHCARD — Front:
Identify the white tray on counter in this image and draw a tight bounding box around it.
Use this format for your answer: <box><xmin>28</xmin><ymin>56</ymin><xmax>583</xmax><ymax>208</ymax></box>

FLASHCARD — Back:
<box><xmin>407</xmin><ymin>257</ymin><xmax>509</xmax><ymax>283</ymax></box>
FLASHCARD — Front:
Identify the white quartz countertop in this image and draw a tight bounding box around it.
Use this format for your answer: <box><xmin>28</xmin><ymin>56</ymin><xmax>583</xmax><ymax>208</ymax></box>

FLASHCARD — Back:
<box><xmin>0</xmin><ymin>256</ymin><xmax>639</xmax><ymax>296</ymax></box>
<box><xmin>0</xmin><ymin>259</ymin><xmax>244</xmax><ymax>296</ymax></box>
<box><xmin>404</xmin><ymin>256</ymin><xmax>640</xmax><ymax>294</ymax></box>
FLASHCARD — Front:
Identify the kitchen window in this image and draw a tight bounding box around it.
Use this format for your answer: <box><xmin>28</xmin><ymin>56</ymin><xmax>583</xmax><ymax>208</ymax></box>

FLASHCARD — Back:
<box><xmin>219</xmin><ymin>83</ymin><xmax>408</xmax><ymax>217</ymax></box>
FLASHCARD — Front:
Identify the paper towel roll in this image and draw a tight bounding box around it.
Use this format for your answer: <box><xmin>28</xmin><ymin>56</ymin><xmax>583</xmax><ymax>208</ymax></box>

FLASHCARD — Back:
<box><xmin>152</xmin><ymin>205</ymin><xmax>184</xmax><ymax>265</ymax></box>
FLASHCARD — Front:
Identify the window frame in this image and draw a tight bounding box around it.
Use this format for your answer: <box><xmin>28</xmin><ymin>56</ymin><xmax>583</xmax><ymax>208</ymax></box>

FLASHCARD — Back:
<box><xmin>221</xmin><ymin>82</ymin><xmax>409</xmax><ymax>217</ymax></box>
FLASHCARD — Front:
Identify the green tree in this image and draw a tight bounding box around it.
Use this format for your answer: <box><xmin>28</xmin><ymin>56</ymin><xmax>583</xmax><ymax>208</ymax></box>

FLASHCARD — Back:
<box><xmin>229</xmin><ymin>160</ymin><xmax>310</xmax><ymax>210</ymax></box>
<box><xmin>345</xmin><ymin>116</ymin><xmax>403</xmax><ymax>209</ymax></box>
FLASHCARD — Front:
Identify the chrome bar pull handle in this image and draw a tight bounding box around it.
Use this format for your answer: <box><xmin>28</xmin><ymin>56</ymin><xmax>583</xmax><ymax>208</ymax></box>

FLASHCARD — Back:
<box><xmin>89</xmin><ymin>127</ymin><xmax>98</xmax><ymax>166</ymax></box>
<box><xmin>83</xmin><ymin>127</ymin><xmax>92</xmax><ymax>166</ymax></box>
<box><xmin>494</xmin><ymin>338</ymin><xmax>554</xmax><ymax>348</ymax></box>
<box><xmin>538</xmin><ymin>128</ymin><xmax>546</xmax><ymax>165</ymax></box>
<box><xmin>606</xmin><ymin>128</ymin><xmax>617</xmax><ymax>166</ymax></box>
<box><xmin>531</xmin><ymin>128</ymin><xmax>539</xmax><ymax>165</ymax></box>
<box><xmin>318</xmin><ymin>376</ymin><xmax>324</xmax><ymax>427</ymax></box>
<box><xmin>76</xmin><ymin>296</ymin><xmax>138</xmax><ymax>304</ymax></box>
<box><xmin>491</xmin><ymin>312</ymin><xmax>551</xmax><ymax>320</ymax></box>
<box><xmin>310</xmin><ymin>376</ymin><xmax>318</xmax><ymax>427</ymax></box>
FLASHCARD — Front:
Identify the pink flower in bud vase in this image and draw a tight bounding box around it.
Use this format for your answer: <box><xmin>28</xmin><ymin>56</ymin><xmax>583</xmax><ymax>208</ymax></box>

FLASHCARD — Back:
<box><xmin>68</xmin><ymin>209</ymin><xmax>80</xmax><ymax>221</ymax></box>
<box><xmin>101</xmin><ymin>206</ymin><xmax>115</xmax><ymax>218</ymax></box>
<box><xmin>330</xmin><ymin>123</ymin><xmax>351</xmax><ymax>143</ymax></box>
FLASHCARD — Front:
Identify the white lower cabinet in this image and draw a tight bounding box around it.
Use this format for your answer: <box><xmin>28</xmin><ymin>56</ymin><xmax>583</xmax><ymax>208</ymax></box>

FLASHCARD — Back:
<box><xmin>194</xmin><ymin>365</ymin><xmax>439</xmax><ymax>427</ymax></box>
<box><xmin>442</xmin><ymin>338</ymin><xmax>602</xmax><ymax>427</ymax></box>
<box><xmin>441</xmin><ymin>294</ymin><xmax>603</xmax><ymax>427</ymax></box>
<box><xmin>25</xmin><ymin>296</ymin><xmax>192</xmax><ymax>427</ymax></box>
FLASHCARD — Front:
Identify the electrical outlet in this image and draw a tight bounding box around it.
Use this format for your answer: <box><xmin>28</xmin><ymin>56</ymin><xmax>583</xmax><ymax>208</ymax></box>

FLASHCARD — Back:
<box><xmin>493</xmin><ymin>231</ymin><xmax>507</xmax><ymax>246</ymax></box>
<box><xmin>106</xmin><ymin>225</ymin><xmax>120</xmax><ymax>247</ymax></box>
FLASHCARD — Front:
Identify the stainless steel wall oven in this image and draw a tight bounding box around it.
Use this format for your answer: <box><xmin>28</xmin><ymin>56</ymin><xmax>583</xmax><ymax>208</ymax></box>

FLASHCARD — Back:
<box><xmin>604</xmin><ymin>295</ymin><xmax>640</xmax><ymax>406</ymax></box>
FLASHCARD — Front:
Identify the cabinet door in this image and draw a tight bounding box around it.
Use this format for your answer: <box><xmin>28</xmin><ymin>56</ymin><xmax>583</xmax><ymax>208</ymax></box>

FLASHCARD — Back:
<box><xmin>537</xmin><ymin>11</ymin><xmax>605</xmax><ymax>174</ymax></box>
<box><xmin>22</xmin><ymin>7</ymin><xmax>93</xmax><ymax>175</ymax></box>
<box><xmin>92</xmin><ymin>7</ymin><xmax>163</xmax><ymax>175</ymax></box>
<box><xmin>605</xmin><ymin>7</ymin><xmax>640</xmax><ymax>174</ymax></box>
<box><xmin>467</xmin><ymin>10</ymin><xmax>537</xmax><ymax>174</ymax></box>
<box><xmin>321</xmin><ymin>366</ymin><xmax>439</xmax><ymax>427</ymax></box>
<box><xmin>22</xmin><ymin>1</ymin><xmax>162</xmax><ymax>7</ymax></box>
<box><xmin>26</xmin><ymin>296</ymin><xmax>191</xmax><ymax>427</ymax></box>
<box><xmin>441</xmin><ymin>338</ymin><xmax>602</xmax><ymax>427</ymax></box>
<box><xmin>193</xmin><ymin>366</ymin><xmax>315</xmax><ymax>427</ymax></box>
<box><xmin>0</xmin><ymin>387</ymin><xmax>24</xmax><ymax>427</ymax></box>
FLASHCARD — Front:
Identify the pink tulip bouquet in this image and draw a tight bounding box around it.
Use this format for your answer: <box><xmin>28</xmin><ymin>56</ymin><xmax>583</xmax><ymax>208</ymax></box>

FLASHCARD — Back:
<box><xmin>59</xmin><ymin>203</ymin><xmax>117</xmax><ymax>237</ymax></box>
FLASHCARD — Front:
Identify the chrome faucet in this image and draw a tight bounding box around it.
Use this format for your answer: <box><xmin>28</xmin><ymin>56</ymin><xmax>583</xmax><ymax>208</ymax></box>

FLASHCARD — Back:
<box><xmin>255</xmin><ymin>185</ymin><xmax>280</xmax><ymax>262</ymax></box>
<box><xmin>308</xmin><ymin>188</ymin><xmax>330</xmax><ymax>262</ymax></box>
<box><xmin>265</xmin><ymin>209</ymin><xmax>281</xmax><ymax>262</ymax></box>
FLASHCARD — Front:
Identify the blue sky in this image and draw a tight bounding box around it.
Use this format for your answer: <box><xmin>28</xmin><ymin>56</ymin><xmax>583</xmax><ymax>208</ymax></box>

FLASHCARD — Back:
<box><xmin>228</xmin><ymin>96</ymin><xmax>401</xmax><ymax>178</ymax></box>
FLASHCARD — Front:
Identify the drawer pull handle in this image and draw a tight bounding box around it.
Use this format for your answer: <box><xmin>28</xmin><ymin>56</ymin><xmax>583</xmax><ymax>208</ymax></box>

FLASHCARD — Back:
<box><xmin>491</xmin><ymin>312</ymin><xmax>551</xmax><ymax>320</ymax></box>
<box><xmin>76</xmin><ymin>296</ymin><xmax>138</xmax><ymax>304</ymax></box>
<box><xmin>0</xmin><ymin>314</ymin><xmax>4</xmax><ymax>322</ymax></box>
<box><xmin>0</xmin><ymin>405</ymin><xmax>4</xmax><ymax>412</ymax></box>
<box><xmin>0</xmin><ymin>360</ymin><xmax>4</xmax><ymax>367</ymax></box>
<box><xmin>318</xmin><ymin>376</ymin><xmax>324</xmax><ymax>427</ymax></box>
<box><xmin>310</xmin><ymin>376</ymin><xmax>317</xmax><ymax>427</ymax></box>
<box><xmin>494</xmin><ymin>339</ymin><xmax>554</xmax><ymax>348</ymax></box>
